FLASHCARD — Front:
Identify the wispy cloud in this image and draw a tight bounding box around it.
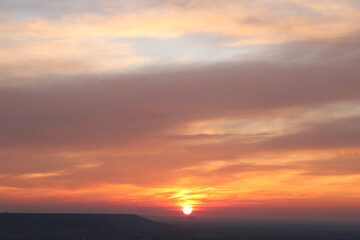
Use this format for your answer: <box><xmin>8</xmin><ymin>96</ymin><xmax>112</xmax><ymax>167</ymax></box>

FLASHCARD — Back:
<box><xmin>18</xmin><ymin>170</ymin><xmax>70</xmax><ymax>179</ymax></box>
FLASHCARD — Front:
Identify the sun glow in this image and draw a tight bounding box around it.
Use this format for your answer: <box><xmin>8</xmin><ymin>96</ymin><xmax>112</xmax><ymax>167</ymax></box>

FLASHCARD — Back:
<box><xmin>182</xmin><ymin>205</ymin><xmax>193</xmax><ymax>215</ymax></box>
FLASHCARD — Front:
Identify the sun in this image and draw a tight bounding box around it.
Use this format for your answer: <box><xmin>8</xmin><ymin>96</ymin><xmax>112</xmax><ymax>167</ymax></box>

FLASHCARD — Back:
<box><xmin>182</xmin><ymin>205</ymin><xmax>193</xmax><ymax>215</ymax></box>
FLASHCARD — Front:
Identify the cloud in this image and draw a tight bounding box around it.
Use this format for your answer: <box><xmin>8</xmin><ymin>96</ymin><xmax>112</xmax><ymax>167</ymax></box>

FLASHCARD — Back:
<box><xmin>1</xmin><ymin>0</ymin><xmax>358</xmax><ymax>89</ymax></box>
<box><xmin>1</xmin><ymin>29</ymin><xmax>360</xmax><ymax>213</ymax></box>
<box><xmin>0</xmin><ymin>38</ymin><xmax>144</xmax><ymax>82</ymax></box>
<box><xmin>300</xmin><ymin>156</ymin><xmax>360</xmax><ymax>176</ymax></box>
<box><xmin>260</xmin><ymin>116</ymin><xmax>360</xmax><ymax>151</ymax></box>
<box><xmin>2</xmin><ymin>32</ymin><xmax>360</xmax><ymax>150</ymax></box>
<box><xmin>1</xmin><ymin>0</ymin><xmax>359</xmax><ymax>43</ymax></box>
<box><xmin>18</xmin><ymin>170</ymin><xmax>70</xmax><ymax>179</ymax></box>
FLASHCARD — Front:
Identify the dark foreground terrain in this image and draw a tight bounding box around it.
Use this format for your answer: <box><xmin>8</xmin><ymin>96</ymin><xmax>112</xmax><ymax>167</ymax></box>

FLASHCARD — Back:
<box><xmin>1</xmin><ymin>213</ymin><xmax>360</xmax><ymax>240</ymax></box>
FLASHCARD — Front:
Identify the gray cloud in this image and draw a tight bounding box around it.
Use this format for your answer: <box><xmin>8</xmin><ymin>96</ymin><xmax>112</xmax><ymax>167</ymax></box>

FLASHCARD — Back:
<box><xmin>1</xmin><ymin>34</ymin><xmax>360</xmax><ymax>150</ymax></box>
<box><xmin>1</xmin><ymin>34</ymin><xmax>360</xmax><ymax>190</ymax></box>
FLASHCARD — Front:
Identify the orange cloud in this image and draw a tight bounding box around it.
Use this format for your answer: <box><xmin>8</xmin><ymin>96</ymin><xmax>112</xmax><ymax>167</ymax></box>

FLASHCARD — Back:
<box><xmin>0</xmin><ymin>38</ymin><xmax>144</xmax><ymax>82</ymax></box>
<box><xmin>1</xmin><ymin>0</ymin><xmax>359</xmax><ymax>42</ymax></box>
<box><xmin>1</xmin><ymin>16</ymin><xmax>360</xmax><ymax>218</ymax></box>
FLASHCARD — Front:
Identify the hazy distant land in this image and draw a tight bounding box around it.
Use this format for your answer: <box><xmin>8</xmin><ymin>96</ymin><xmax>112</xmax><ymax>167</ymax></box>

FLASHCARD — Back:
<box><xmin>1</xmin><ymin>213</ymin><xmax>360</xmax><ymax>240</ymax></box>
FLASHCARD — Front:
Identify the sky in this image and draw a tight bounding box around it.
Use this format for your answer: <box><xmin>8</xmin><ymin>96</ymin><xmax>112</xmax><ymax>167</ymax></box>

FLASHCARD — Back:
<box><xmin>1</xmin><ymin>0</ymin><xmax>360</xmax><ymax>220</ymax></box>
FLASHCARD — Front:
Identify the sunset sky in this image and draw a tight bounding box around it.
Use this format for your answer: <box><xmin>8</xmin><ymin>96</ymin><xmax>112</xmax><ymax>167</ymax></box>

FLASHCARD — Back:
<box><xmin>1</xmin><ymin>0</ymin><xmax>360</xmax><ymax>220</ymax></box>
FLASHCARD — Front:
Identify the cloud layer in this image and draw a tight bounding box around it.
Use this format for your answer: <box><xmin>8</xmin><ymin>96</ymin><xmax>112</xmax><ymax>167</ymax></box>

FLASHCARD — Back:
<box><xmin>0</xmin><ymin>0</ymin><xmax>360</xmax><ymax>219</ymax></box>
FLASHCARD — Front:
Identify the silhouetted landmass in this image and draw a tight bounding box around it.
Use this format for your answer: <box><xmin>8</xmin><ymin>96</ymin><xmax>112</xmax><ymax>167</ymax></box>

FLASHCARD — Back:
<box><xmin>0</xmin><ymin>213</ymin><xmax>187</xmax><ymax>240</ymax></box>
<box><xmin>164</xmin><ymin>218</ymin><xmax>360</xmax><ymax>240</ymax></box>
<box><xmin>1</xmin><ymin>213</ymin><xmax>360</xmax><ymax>240</ymax></box>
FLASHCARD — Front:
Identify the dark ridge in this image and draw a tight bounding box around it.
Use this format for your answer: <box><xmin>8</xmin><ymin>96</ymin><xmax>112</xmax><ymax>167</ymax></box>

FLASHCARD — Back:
<box><xmin>0</xmin><ymin>213</ymin><xmax>193</xmax><ymax>240</ymax></box>
<box><xmin>1</xmin><ymin>213</ymin><xmax>160</xmax><ymax>229</ymax></box>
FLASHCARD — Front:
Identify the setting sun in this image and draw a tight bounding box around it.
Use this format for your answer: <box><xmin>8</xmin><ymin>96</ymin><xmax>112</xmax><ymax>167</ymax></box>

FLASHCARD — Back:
<box><xmin>182</xmin><ymin>206</ymin><xmax>193</xmax><ymax>215</ymax></box>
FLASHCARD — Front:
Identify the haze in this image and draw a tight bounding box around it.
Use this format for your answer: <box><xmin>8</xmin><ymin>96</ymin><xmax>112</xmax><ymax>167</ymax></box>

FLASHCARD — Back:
<box><xmin>1</xmin><ymin>0</ymin><xmax>360</xmax><ymax>221</ymax></box>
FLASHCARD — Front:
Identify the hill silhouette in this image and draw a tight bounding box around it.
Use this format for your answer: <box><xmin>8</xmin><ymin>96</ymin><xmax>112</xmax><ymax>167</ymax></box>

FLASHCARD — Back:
<box><xmin>0</xmin><ymin>213</ymin><xmax>190</xmax><ymax>240</ymax></box>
